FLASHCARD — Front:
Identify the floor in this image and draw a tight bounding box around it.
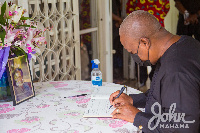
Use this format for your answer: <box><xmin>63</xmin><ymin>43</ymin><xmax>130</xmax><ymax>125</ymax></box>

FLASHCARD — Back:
<box><xmin>113</xmin><ymin>78</ymin><xmax>151</xmax><ymax>93</ymax></box>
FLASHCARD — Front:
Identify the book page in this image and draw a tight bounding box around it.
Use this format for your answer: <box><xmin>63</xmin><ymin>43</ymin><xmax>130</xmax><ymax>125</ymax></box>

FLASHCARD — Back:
<box><xmin>91</xmin><ymin>86</ymin><xmax>142</xmax><ymax>99</ymax></box>
<box><xmin>83</xmin><ymin>86</ymin><xmax>143</xmax><ymax>118</ymax></box>
<box><xmin>83</xmin><ymin>98</ymin><xmax>114</xmax><ymax>117</ymax></box>
<box><xmin>91</xmin><ymin>86</ymin><xmax>125</xmax><ymax>99</ymax></box>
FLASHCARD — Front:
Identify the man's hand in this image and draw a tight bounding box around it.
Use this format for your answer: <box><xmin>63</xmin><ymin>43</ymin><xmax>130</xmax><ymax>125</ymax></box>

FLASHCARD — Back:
<box><xmin>109</xmin><ymin>90</ymin><xmax>133</xmax><ymax>107</ymax></box>
<box><xmin>111</xmin><ymin>104</ymin><xmax>141</xmax><ymax>123</ymax></box>
<box><xmin>185</xmin><ymin>14</ymin><xmax>199</xmax><ymax>24</ymax></box>
<box><xmin>115</xmin><ymin>18</ymin><xmax>123</xmax><ymax>28</ymax></box>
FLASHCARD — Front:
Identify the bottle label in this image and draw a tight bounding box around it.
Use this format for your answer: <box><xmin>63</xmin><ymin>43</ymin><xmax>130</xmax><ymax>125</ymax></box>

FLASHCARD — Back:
<box><xmin>92</xmin><ymin>76</ymin><xmax>102</xmax><ymax>87</ymax></box>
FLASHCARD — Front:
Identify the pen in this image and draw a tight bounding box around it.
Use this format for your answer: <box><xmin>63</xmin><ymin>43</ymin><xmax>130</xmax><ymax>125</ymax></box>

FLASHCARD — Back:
<box><xmin>109</xmin><ymin>85</ymin><xmax>127</xmax><ymax>109</ymax></box>
<box><xmin>65</xmin><ymin>94</ymin><xmax>87</xmax><ymax>98</ymax></box>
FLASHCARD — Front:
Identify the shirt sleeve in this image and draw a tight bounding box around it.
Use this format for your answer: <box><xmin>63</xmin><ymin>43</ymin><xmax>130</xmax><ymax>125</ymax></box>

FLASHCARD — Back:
<box><xmin>133</xmin><ymin>72</ymin><xmax>199</xmax><ymax>133</ymax></box>
<box><xmin>129</xmin><ymin>89</ymin><xmax>149</xmax><ymax>108</ymax></box>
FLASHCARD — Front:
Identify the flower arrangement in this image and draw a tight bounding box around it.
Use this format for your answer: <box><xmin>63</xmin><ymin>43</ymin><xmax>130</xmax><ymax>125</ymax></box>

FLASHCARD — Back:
<box><xmin>0</xmin><ymin>1</ymin><xmax>47</xmax><ymax>79</ymax></box>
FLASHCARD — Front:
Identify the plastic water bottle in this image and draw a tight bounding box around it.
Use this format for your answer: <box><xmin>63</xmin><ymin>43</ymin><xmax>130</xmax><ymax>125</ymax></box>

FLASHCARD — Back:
<box><xmin>91</xmin><ymin>59</ymin><xmax>102</xmax><ymax>87</ymax></box>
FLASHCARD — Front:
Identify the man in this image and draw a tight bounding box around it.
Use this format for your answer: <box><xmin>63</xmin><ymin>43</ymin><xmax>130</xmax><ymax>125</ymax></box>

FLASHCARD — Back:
<box><xmin>109</xmin><ymin>10</ymin><xmax>200</xmax><ymax>132</ymax></box>
<box><xmin>13</xmin><ymin>68</ymin><xmax>33</xmax><ymax>103</ymax></box>
<box><xmin>126</xmin><ymin>0</ymin><xmax>170</xmax><ymax>86</ymax></box>
<box><xmin>175</xmin><ymin>0</ymin><xmax>200</xmax><ymax>41</ymax></box>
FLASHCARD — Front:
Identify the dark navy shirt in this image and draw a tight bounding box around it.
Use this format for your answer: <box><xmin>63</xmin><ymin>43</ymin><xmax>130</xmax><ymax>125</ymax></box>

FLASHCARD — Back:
<box><xmin>130</xmin><ymin>36</ymin><xmax>200</xmax><ymax>133</ymax></box>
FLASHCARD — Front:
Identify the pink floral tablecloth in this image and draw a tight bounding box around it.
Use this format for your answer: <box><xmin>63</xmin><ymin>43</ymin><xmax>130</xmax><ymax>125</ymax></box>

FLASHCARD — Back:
<box><xmin>0</xmin><ymin>80</ymin><xmax>142</xmax><ymax>133</ymax></box>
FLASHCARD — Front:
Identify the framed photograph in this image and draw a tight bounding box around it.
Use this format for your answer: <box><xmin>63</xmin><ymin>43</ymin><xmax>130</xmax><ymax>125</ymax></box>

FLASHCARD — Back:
<box><xmin>7</xmin><ymin>55</ymin><xmax>35</xmax><ymax>106</ymax></box>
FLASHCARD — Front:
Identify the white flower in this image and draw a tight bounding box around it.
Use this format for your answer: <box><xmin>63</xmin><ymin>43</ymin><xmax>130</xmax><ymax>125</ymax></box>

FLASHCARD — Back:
<box><xmin>5</xmin><ymin>3</ymin><xmax>16</xmax><ymax>19</ymax></box>
<box><xmin>34</xmin><ymin>47</ymin><xmax>41</xmax><ymax>54</ymax></box>
<box><xmin>14</xmin><ymin>40</ymin><xmax>21</xmax><ymax>46</ymax></box>
<box><xmin>11</xmin><ymin>6</ymin><xmax>24</xmax><ymax>23</ymax></box>
<box><xmin>5</xmin><ymin>2</ymin><xmax>24</xmax><ymax>23</ymax></box>
<box><xmin>4</xmin><ymin>29</ymin><xmax>15</xmax><ymax>46</ymax></box>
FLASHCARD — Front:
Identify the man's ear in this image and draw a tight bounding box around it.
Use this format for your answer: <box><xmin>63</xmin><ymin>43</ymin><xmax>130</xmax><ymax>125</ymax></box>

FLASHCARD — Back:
<box><xmin>140</xmin><ymin>38</ymin><xmax>151</xmax><ymax>49</ymax></box>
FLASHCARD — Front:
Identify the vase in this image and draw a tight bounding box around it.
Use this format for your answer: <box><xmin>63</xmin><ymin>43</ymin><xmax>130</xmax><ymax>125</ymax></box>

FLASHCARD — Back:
<box><xmin>0</xmin><ymin>68</ymin><xmax>12</xmax><ymax>102</ymax></box>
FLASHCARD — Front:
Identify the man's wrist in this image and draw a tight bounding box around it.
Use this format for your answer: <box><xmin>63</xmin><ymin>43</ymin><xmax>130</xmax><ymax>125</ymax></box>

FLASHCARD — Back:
<box><xmin>184</xmin><ymin>10</ymin><xmax>189</xmax><ymax>20</ymax></box>
<box><xmin>184</xmin><ymin>10</ymin><xmax>189</xmax><ymax>14</ymax></box>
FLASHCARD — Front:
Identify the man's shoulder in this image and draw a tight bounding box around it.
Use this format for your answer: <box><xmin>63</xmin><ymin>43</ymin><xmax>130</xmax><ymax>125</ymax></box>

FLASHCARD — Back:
<box><xmin>176</xmin><ymin>35</ymin><xmax>200</xmax><ymax>47</ymax></box>
<box><xmin>160</xmin><ymin>35</ymin><xmax>200</xmax><ymax>77</ymax></box>
<box><xmin>163</xmin><ymin>36</ymin><xmax>200</xmax><ymax>63</ymax></box>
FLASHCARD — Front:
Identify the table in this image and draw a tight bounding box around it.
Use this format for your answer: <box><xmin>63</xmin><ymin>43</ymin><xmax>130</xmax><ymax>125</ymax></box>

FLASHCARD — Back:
<box><xmin>0</xmin><ymin>80</ymin><xmax>142</xmax><ymax>133</ymax></box>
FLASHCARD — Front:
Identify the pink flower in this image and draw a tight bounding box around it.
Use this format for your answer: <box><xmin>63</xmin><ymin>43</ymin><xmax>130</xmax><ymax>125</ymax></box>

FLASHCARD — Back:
<box><xmin>7</xmin><ymin>128</ymin><xmax>31</xmax><ymax>133</ymax></box>
<box><xmin>98</xmin><ymin>118</ymin><xmax>113</xmax><ymax>120</ymax></box>
<box><xmin>0</xmin><ymin>2</ymin><xmax>47</xmax><ymax>62</ymax></box>
<box><xmin>20</xmin><ymin>116</ymin><xmax>40</xmax><ymax>124</ymax></box>
<box><xmin>54</xmin><ymin>83</ymin><xmax>68</xmax><ymax>88</ymax></box>
<box><xmin>37</xmin><ymin>104</ymin><xmax>50</xmax><ymax>108</ymax></box>
<box><xmin>76</xmin><ymin>98</ymin><xmax>90</xmax><ymax>104</ymax></box>
<box><xmin>5</xmin><ymin>3</ymin><xmax>16</xmax><ymax>19</ymax></box>
<box><xmin>97</xmin><ymin>118</ymin><xmax>128</xmax><ymax>128</ymax></box>
<box><xmin>0</xmin><ymin>24</ymin><xmax>24</xmax><ymax>47</ymax></box>
<box><xmin>50</xmin><ymin>82</ymin><xmax>64</xmax><ymax>84</ymax></box>
<box><xmin>9</xmin><ymin>11</ymin><xmax>12</xmax><ymax>16</ymax></box>
<box><xmin>64</xmin><ymin>112</ymin><xmax>80</xmax><ymax>116</ymax></box>
<box><xmin>109</xmin><ymin>120</ymin><xmax>128</xmax><ymax>128</ymax></box>
<box><xmin>0</xmin><ymin>104</ymin><xmax>15</xmax><ymax>114</ymax></box>
<box><xmin>27</xmin><ymin>47</ymin><xmax>32</xmax><ymax>53</ymax></box>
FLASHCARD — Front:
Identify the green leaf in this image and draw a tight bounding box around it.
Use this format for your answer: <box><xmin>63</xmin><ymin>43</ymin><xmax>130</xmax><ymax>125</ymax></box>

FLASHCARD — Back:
<box><xmin>0</xmin><ymin>16</ymin><xmax>6</xmax><ymax>25</ymax></box>
<box><xmin>0</xmin><ymin>2</ymin><xmax>7</xmax><ymax>25</ymax></box>
<box><xmin>0</xmin><ymin>1</ymin><xmax>6</xmax><ymax>18</ymax></box>
<box><xmin>20</xmin><ymin>17</ymin><xmax>31</xmax><ymax>20</ymax></box>
<box><xmin>16</xmin><ymin>25</ymin><xmax>36</xmax><ymax>28</ymax></box>
<box><xmin>11</xmin><ymin>48</ymin><xmax>21</xmax><ymax>56</ymax></box>
<box><xmin>0</xmin><ymin>28</ymin><xmax>6</xmax><ymax>44</ymax></box>
<box><xmin>16</xmin><ymin>47</ymin><xmax>27</xmax><ymax>57</ymax></box>
<box><xmin>11</xmin><ymin>46</ymin><xmax>28</xmax><ymax>59</ymax></box>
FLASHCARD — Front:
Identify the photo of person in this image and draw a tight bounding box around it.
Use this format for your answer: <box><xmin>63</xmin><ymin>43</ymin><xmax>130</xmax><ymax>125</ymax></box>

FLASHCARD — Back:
<box><xmin>7</xmin><ymin>55</ymin><xmax>34</xmax><ymax>105</ymax></box>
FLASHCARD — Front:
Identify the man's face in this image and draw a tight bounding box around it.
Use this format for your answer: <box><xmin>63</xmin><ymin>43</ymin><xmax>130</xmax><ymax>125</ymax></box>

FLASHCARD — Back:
<box><xmin>120</xmin><ymin>35</ymin><xmax>149</xmax><ymax>62</ymax></box>
<box><xmin>120</xmin><ymin>35</ymin><xmax>136</xmax><ymax>53</ymax></box>
<box><xmin>14</xmin><ymin>71</ymin><xmax>23</xmax><ymax>84</ymax></box>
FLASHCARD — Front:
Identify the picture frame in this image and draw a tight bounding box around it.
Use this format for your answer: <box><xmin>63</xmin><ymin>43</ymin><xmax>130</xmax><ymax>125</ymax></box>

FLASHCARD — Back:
<box><xmin>6</xmin><ymin>55</ymin><xmax>35</xmax><ymax>106</ymax></box>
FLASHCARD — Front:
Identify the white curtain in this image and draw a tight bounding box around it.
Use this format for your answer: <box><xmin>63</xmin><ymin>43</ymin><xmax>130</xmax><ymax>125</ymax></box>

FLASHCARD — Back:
<box><xmin>164</xmin><ymin>0</ymin><xmax>179</xmax><ymax>34</ymax></box>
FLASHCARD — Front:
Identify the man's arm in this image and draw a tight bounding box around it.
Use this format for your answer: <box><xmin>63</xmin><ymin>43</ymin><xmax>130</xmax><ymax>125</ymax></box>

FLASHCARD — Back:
<box><xmin>174</xmin><ymin>0</ymin><xmax>186</xmax><ymax>14</ymax></box>
<box><xmin>133</xmin><ymin>72</ymin><xmax>199</xmax><ymax>133</ymax></box>
<box><xmin>112</xmin><ymin>13</ymin><xmax>123</xmax><ymax>27</ymax></box>
<box><xmin>129</xmin><ymin>89</ymin><xmax>149</xmax><ymax>108</ymax></box>
<box><xmin>174</xmin><ymin>0</ymin><xmax>199</xmax><ymax>24</ymax></box>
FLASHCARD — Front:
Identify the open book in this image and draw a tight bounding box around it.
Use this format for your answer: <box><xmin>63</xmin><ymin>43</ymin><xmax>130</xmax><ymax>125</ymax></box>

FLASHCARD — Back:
<box><xmin>83</xmin><ymin>86</ymin><xmax>144</xmax><ymax>118</ymax></box>
<box><xmin>83</xmin><ymin>98</ymin><xmax>114</xmax><ymax>117</ymax></box>
<box><xmin>83</xmin><ymin>86</ymin><xmax>120</xmax><ymax>118</ymax></box>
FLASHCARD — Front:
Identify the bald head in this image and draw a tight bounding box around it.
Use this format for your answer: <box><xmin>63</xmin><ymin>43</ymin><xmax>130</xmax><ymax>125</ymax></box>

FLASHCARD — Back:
<box><xmin>119</xmin><ymin>10</ymin><xmax>161</xmax><ymax>40</ymax></box>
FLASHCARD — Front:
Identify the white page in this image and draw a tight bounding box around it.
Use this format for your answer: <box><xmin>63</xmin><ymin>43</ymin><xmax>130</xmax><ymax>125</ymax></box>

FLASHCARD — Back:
<box><xmin>84</xmin><ymin>86</ymin><xmax>143</xmax><ymax>118</ymax></box>
<box><xmin>83</xmin><ymin>98</ymin><xmax>145</xmax><ymax>118</ymax></box>
<box><xmin>91</xmin><ymin>86</ymin><xmax>126</xmax><ymax>99</ymax></box>
<box><xmin>83</xmin><ymin>98</ymin><xmax>114</xmax><ymax>117</ymax></box>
